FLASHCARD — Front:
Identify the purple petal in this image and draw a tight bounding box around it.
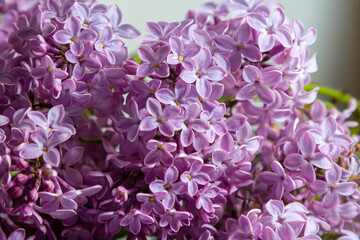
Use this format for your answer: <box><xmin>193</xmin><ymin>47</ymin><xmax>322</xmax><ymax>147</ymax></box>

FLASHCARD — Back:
<box><xmin>335</xmin><ymin>182</ymin><xmax>357</xmax><ymax>196</ymax></box>
<box><xmin>53</xmin><ymin>30</ymin><xmax>72</xmax><ymax>44</ymax></box>
<box><xmin>43</xmin><ymin>148</ymin><xmax>60</xmax><ymax>166</ymax></box>
<box><xmin>20</xmin><ymin>143</ymin><xmax>43</xmax><ymax>159</ymax></box>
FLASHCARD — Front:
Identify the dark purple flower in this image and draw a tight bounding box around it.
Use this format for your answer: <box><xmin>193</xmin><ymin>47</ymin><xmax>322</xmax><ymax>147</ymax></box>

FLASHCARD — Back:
<box><xmin>180</xmin><ymin>160</ymin><xmax>210</xmax><ymax>196</ymax></box>
<box><xmin>120</xmin><ymin>209</ymin><xmax>154</xmax><ymax>235</ymax></box>
<box><xmin>30</xmin><ymin>56</ymin><xmax>68</xmax><ymax>90</ymax></box>
<box><xmin>136</xmin><ymin>45</ymin><xmax>171</xmax><ymax>77</ymax></box>
<box><xmin>139</xmin><ymin>98</ymin><xmax>181</xmax><ymax>137</ymax></box>
<box><xmin>53</xmin><ymin>16</ymin><xmax>97</xmax><ymax>55</ymax></box>
<box><xmin>180</xmin><ymin>47</ymin><xmax>226</xmax><ymax>98</ymax></box>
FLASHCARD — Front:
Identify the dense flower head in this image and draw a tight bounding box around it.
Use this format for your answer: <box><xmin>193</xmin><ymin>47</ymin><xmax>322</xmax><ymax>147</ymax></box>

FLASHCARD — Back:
<box><xmin>0</xmin><ymin>0</ymin><xmax>359</xmax><ymax>239</ymax></box>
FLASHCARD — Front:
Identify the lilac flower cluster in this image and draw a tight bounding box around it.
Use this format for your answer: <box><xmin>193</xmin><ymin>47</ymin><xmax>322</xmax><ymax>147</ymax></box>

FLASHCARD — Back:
<box><xmin>0</xmin><ymin>0</ymin><xmax>359</xmax><ymax>239</ymax></box>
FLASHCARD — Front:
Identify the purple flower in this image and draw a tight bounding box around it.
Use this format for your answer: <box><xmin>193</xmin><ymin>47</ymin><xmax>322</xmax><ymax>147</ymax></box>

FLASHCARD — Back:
<box><xmin>284</xmin><ymin>131</ymin><xmax>333</xmax><ymax>183</ymax></box>
<box><xmin>167</xmin><ymin>36</ymin><xmax>201</xmax><ymax>69</ymax></box>
<box><xmin>290</xmin><ymin>18</ymin><xmax>317</xmax><ymax>57</ymax></box>
<box><xmin>120</xmin><ymin>209</ymin><xmax>154</xmax><ymax>235</ymax></box>
<box><xmin>247</xmin><ymin>8</ymin><xmax>292</xmax><ymax>52</ymax></box>
<box><xmin>200</xmin><ymin>104</ymin><xmax>228</xmax><ymax>143</ymax></box>
<box><xmin>19</xmin><ymin>128</ymin><xmax>71</xmax><ymax>166</ymax></box>
<box><xmin>27</xmin><ymin>104</ymin><xmax>75</xmax><ymax>134</ymax></box>
<box><xmin>53</xmin><ymin>16</ymin><xmax>97</xmax><ymax>55</ymax></box>
<box><xmin>180</xmin><ymin>160</ymin><xmax>210</xmax><ymax>196</ymax></box>
<box><xmin>236</xmin><ymin>65</ymin><xmax>281</xmax><ymax>104</ymax></box>
<box><xmin>309</xmin><ymin>164</ymin><xmax>357</xmax><ymax>209</ymax></box>
<box><xmin>195</xmin><ymin>183</ymin><xmax>220</xmax><ymax>213</ymax></box>
<box><xmin>159</xmin><ymin>209</ymin><xmax>192</xmax><ymax>232</ymax></box>
<box><xmin>61</xmin><ymin>147</ymin><xmax>84</xmax><ymax>187</ymax></box>
<box><xmin>263</xmin><ymin>200</ymin><xmax>307</xmax><ymax>240</ymax></box>
<box><xmin>136</xmin><ymin>191</ymin><xmax>167</xmax><ymax>215</ymax></box>
<box><xmin>38</xmin><ymin>190</ymin><xmax>78</xmax><ymax>213</ymax></box>
<box><xmin>115</xmin><ymin>99</ymin><xmax>141</xmax><ymax>142</ymax></box>
<box><xmin>139</xmin><ymin>98</ymin><xmax>181</xmax><ymax>137</ymax></box>
<box><xmin>180</xmin><ymin>48</ymin><xmax>226</xmax><ymax>98</ymax></box>
<box><xmin>30</xmin><ymin>56</ymin><xmax>68</xmax><ymax>90</ymax></box>
<box><xmin>150</xmin><ymin>165</ymin><xmax>183</xmax><ymax>209</ymax></box>
<box><xmin>214</xmin><ymin>23</ymin><xmax>262</xmax><ymax>71</ymax></box>
<box><xmin>0</xmin><ymin>155</ymin><xmax>11</xmax><ymax>186</ymax></box>
<box><xmin>173</xmin><ymin>103</ymin><xmax>210</xmax><ymax>147</ymax></box>
<box><xmin>259</xmin><ymin>161</ymin><xmax>296</xmax><ymax>199</ymax></box>
<box><xmin>144</xmin><ymin>140</ymin><xmax>177</xmax><ymax>166</ymax></box>
<box><xmin>95</xmin><ymin>26</ymin><xmax>124</xmax><ymax>65</ymax></box>
<box><xmin>136</xmin><ymin>45</ymin><xmax>171</xmax><ymax>77</ymax></box>
<box><xmin>155</xmin><ymin>80</ymin><xmax>192</xmax><ymax>106</ymax></box>
<box><xmin>65</xmin><ymin>42</ymin><xmax>101</xmax><ymax>80</ymax></box>
<box><xmin>227</xmin><ymin>215</ymin><xmax>260</xmax><ymax>240</ymax></box>
<box><xmin>107</xmin><ymin>5</ymin><xmax>140</xmax><ymax>39</ymax></box>
<box><xmin>43</xmin><ymin>0</ymin><xmax>75</xmax><ymax>23</ymax></box>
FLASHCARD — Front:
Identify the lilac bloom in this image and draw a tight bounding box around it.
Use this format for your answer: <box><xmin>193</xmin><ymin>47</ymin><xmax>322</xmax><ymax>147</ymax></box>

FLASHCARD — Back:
<box><xmin>247</xmin><ymin>8</ymin><xmax>292</xmax><ymax>52</ymax></box>
<box><xmin>200</xmin><ymin>104</ymin><xmax>228</xmax><ymax>143</ymax></box>
<box><xmin>155</xmin><ymin>80</ymin><xmax>192</xmax><ymax>106</ymax></box>
<box><xmin>144</xmin><ymin>140</ymin><xmax>177</xmax><ymax>166</ymax></box>
<box><xmin>284</xmin><ymin>131</ymin><xmax>333</xmax><ymax>183</ymax></box>
<box><xmin>214</xmin><ymin>23</ymin><xmax>262</xmax><ymax>71</ymax></box>
<box><xmin>74</xmin><ymin>2</ymin><xmax>109</xmax><ymax>29</ymax></box>
<box><xmin>187</xmin><ymin>83</ymin><xmax>225</xmax><ymax>111</ymax></box>
<box><xmin>53</xmin><ymin>16</ymin><xmax>98</xmax><ymax>55</ymax></box>
<box><xmin>150</xmin><ymin>165</ymin><xmax>183</xmax><ymax>209</ymax></box>
<box><xmin>167</xmin><ymin>36</ymin><xmax>201</xmax><ymax>69</ymax></box>
<box><xmin>107</xmin><ymin>5</ymin><xmax>140</xmax><ymax>39</ymax></box>
<box><xmin>112</xmin><ymin>186</ymin><xmax>128</xmax><ymax>205</ymax></box>
<box><xmin>263</xmin><ymin>200</ymin><xmax>308</xmax><ymax>240</ymax></box>
<box><xmin>230</xmin><ymin>0</ymin><xmax>269</xmax><ymax>19</ymax></box>
<box><xmin>98</xmin><ymin>210</ymin><xmax>125</xmax><ymax>235</ymax></box>
<box><xmin>27</xmin><ymin>104</ymin><xmax>75</xmax><ymax>135</ymax></box>
<box><xmin>30</xmin><ymin>56</ymin><xmax>68</xmax><ymax>90</ymax></box>
<box><xmin>180</xmin><ymin>47</ymin><xmax>226</xmax><ymax>98</ymax></box>
<box><xmin>139</xmin><ymin>98</ymin><xmax>181</xmax><ymax>137</ymax></box>
<box><xmin>309</xmin><ymin>164</ymin><xmax>357</xmax><ymax>209</ymax></box>
<box><xmin>95</xmin><ymin>26</ymin><xmax>124</xmax><ymax>65</ymax></box>
<box><xmin>311</xmin><ymin>116</ymin><xmax>352</xmax><ymax>159</ymax></box>
<box><xmin>290</xmin><ymin>19</ymin><xmax>317</xmax><ymax>57</ymax></box>
<box><xmin>195</xmin><ymin>183</ymin><xmax>220</xmax><ymax>213</ymax></box>
<box><xmin>131</xmin><ymin>79</ymin><xmax>161</xmax><ymax>108</ymax></box>
<box><xmin>0</xmin><ymin>155</ymin><xmax>11</xmax><ymax>186</ymax></box>
<box><xmin>136</xmin><ymin>191</ymin><xmax>167</xmax><ymax>215</ymax></box>
<box><xmin>173</xmin><ymin>103</ymin><xmax>210</xmax><ymax>147</ymax></box>
<box><xmin>221</xmin><ymin>122</ymin><xmax>261</xmax><ymax>160</ymax></box>
<box><xmin>236</xmin><ymin>65</ymin><xmax>281</xmax><ymax>104</ymax></box>
<box><xmin>136</xmin><ymin>45</ymin><xmax>170</xmax><ymax>77</ymax></box>
<box><xmin>43</xmin><ymin>0</ymin><xmax>75</xmax><ymax>23</ymax></box>
<box><xmin>141</xmin><ymin>21</ymin><xmax>181</xmax><ymax>44</ymax></box>
<box><xmin>65</xmin><ymin>42</ymin><xmax>101</xmax><ymax>80</ymax></box>
<box><xmin>61</xmin><ymin>147</ymin><xmax>84</xmax><ymax>187</ymax></box>
<box><xmin>159</xmin><ymin>209</ymin><xmax>192</xmax><ymax>232</ymax></box>
<box><xmin>19</xmin><ymin>128</ymin><xmax>71</xmax><ymax>166</ymax></box>
<box><xmin>259</xmin><ymin>161</ymin><xmax>296</xmax><ymax>199</ymax></box>
<box><xmin>120</xmin><ymin>209</ymin><xmax>154</xmax><ymax>235</ymax></box>
<box><xmin>115</xmin><ymin>99</ymin><xmax>141</xmax><ymax>142</ymax></box>
<box><xmin>0</xmin><ymin>228</ymin><xmax>25</xmax><ymax>240</ymax></box>
<box><xmin>180</xmin><ymin>160</ymin><xmax>210</xmax><ymax>196</ymax></box>
<box><xmin>38</xmin><ymin>190</ymin><xmax>78</xmax><ymax>213</ymax></box>
<box><xmin>227</xmin><ymin>215</ymin><xmax>260</xmax><ymax>240</ymax></box>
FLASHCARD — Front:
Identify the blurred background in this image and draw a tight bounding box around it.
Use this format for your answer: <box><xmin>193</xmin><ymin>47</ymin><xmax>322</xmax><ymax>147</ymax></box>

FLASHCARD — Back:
<box><xmin>99</xmin><ymin>0</ymin><xmax>360</xmax><ymax>97</ymax></box>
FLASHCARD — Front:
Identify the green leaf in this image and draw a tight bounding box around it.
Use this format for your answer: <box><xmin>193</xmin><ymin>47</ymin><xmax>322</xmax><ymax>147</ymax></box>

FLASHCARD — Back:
<box><xmin>11</xmin><ymin>171</ymin><xmax>21</xmax><ymax>177</ymax></box>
